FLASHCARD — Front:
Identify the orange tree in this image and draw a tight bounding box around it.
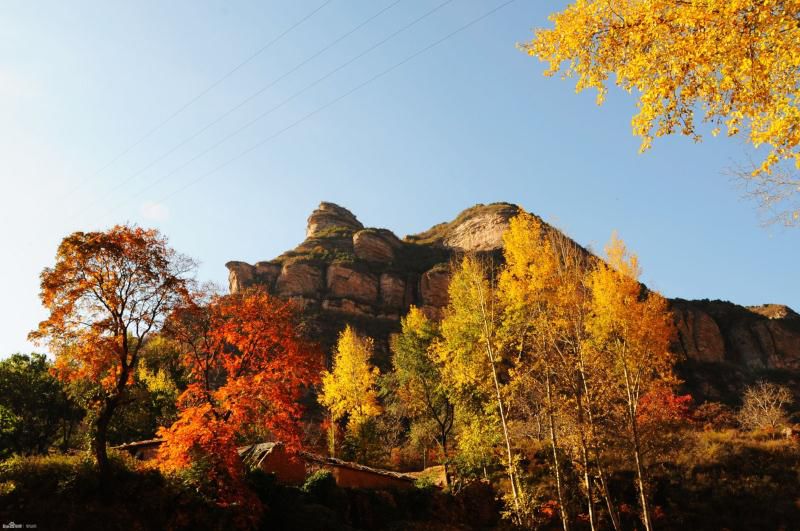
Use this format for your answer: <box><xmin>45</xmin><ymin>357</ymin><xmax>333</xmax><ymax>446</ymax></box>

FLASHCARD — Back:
<box><xmin>29</xmin><ymin>225</ymin><xmax>194</xmax><ymax>475</ymax></box>
<box><xmin>156</xmin><ymin>287</ymin><xmax>321</xmax><ymax>517</ymax></box>
<box><xmin>586</xmin><ymin>235</ymin><xmax>676</xmax><ymax>531</ymax></box>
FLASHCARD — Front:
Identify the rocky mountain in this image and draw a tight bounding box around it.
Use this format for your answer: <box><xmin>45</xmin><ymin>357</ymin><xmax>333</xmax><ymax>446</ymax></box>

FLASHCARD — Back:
<box><xmin>227</xmin><ymin>202</ymin><xmax>800</xmax><ymax>403</ymax></box>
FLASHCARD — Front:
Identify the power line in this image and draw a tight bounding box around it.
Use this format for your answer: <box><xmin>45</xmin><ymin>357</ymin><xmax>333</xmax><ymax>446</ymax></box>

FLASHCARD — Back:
<box><xmin>94</xmin><ymin>0</ymin><xmax>456</xmax><ymax>220</ymax></box>
<box><xmin>138</xmin><ymin>0</ymin><xmax>518</xmax><ymax>211</ymax></box>
<box><xmin>70</xmin><ymin>0</ymin><xmax>516</xmax><ymax>255</ymax></box>
<box><xmin>64</xmin><ymin>0</ymin><xmax>333</xmax><ymax>200</ymax></box>
<box><xmin>69</xmin><ymin>0</ymin><xmax>403</xmax><ymax>224</ymax></box>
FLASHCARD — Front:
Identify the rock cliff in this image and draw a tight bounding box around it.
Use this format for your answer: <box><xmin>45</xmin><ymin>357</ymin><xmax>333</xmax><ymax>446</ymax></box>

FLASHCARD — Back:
<box><xmin>226</xmin><ymin>202</ymin><xmax>800</xmax><ymax>402</ymax></box>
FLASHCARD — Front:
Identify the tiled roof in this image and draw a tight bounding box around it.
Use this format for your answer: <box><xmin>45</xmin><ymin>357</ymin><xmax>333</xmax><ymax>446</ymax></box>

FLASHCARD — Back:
<box><xmin>115</xmin><ymin>438</ymin><xmax>418</xmax><ymax>484</ymax></box>
<box><xmin>111</xmin><ymin>438</ymin><xmax>164</xmax><ymax>450</ymax></box>
<box><xmin>299</xmin><ymin>451</ymin><xmax>417</xmax><ymax>482</ymax></box>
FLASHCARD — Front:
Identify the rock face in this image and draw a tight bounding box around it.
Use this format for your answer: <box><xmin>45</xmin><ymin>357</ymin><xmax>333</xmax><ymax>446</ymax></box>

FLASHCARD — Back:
<box><xmin>405</xmin><ymin>203</ymin><xmax>521</xmax><ymax>252</ymax></box>
<box><xmin>671</xmin><ymin>300</ymin><xmax>800</xmax><ymax>371</ymax></box>
<box><xmin>353</xmin><ymin>229</ymin><xmax>401</xmax><ymax>263</ymax></box>
<box><xmin>306</xmin><ymin>202</ymin><xmax>363</xmax><ymax>239</ymax></box>
<box><xmin>276</xmin><ymin>262</ymin><xmax>323</xmax><ymax>297</ymax></box>
<box><xmin>226</xmin><ymin>201</ymin><xmax>800</xmax><ymax>398</ymax></box>
<box><xmin>326</xmin><ymin>264</ymin><xmax>379</xmax><ymax>305</ymax></box>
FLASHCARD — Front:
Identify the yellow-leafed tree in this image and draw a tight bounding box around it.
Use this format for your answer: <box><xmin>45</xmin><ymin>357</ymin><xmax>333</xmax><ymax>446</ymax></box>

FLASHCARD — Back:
<box><xmin>437</xmin><ymin>256</ymin><xmax>520</xmax><ymax>513</ymax></box>
<box><xmin>500</xmin><ymin>212</ymin><xmax>617</xmax><ymax>531</ymax></box>
<box><xmin>586</xmin><ymin>234</ymin><xmax>676</xmax><ymax>531</ymax></box>
<box><xmin>319</xmin><ymin>326</ymin><xmax>382</xmax><ymax>461</ymax></box>
<box><xmin>525</xmin><ymin>0</ymin><xmax>800</xmax><ymax>225</ymax></box>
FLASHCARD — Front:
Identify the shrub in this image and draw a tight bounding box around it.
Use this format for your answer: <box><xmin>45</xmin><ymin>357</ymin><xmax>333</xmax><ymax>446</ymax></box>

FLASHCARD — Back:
<box><xmin>0</xmin><ymin>453</ymin><xmax>227</xmax><ymax>531</ymax></box>
<box><xmin>738</xmin><ymin>381</ymin><xmax>793</xmax><ymax>432</ymax></box>
<box><xmin>302</xmin><ymin>469</ymin><xmax>336</xmax><ymax>500</ymax></box>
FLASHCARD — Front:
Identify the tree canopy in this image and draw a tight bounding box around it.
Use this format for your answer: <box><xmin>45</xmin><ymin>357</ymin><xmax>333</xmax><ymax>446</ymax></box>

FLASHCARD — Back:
<box><xmin>526</xmin><ymin>0</ymin><xmax>800</xmax><ymax>225</ymax></box>
<box><xmin>29</xmin><ymin>225</ymin><xmax>194</xmax><ymax>474</ymax></box>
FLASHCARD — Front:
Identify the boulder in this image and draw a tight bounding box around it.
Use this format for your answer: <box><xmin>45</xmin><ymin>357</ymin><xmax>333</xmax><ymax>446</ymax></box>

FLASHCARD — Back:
<box><xmin>275</xmin><ymin>262</ymin><xmax>323</xmax><ymax>297</ymax></box>
<box><xmin>728</xmin><ymin>325</ymin><xmax>766</xmax><ymax>368</ymax></box>
<box><xmin>672</xmin><ymin>305</ymin><xmax>726</xmax><ymax>363</ymax></box>
<box><xmin>379</xmin><ymin>273</ymin><xmax>407</xmax><ymax>310</ymax></box>
<box><xmin>420</xmin><ymin>266</ymin><xmax>450</xmax><ymax>308</ymax></box>
<box><xmin>353</xmin><ymin>229</ymin><xmax>401</xmax><ymax>263</ymax></box>
<box><xmin>443</xmin><ymin>206</ymin><xmax>517</xmax><ymax>252</ymax></box>
<box><xmin>254</xmin><ymin>262</ymin><xmax>281</xmax><ymax>289</ymax></box>
<box><xmin>226</xmin><ymin>261</ymin><xmax>255</xmax><ymax>294</ymax></box>
<box><xmin>762</xmin><ymin>320</ymin><xmax>800</xmax><ymax>371</ymax></box>
<box><xmin>322</xmin><ymin>298</ymin><xmax>374</xmax><ymax>316</ymax></box>
<box><xmin>306</xmin><ymin>202</ymin><xmax>363</xmax><ymax>239</ymax></box>
<box><xmin>326</xmin><ymin>263</ymin><xmax>379</xmax><ymax>305</ymax></box>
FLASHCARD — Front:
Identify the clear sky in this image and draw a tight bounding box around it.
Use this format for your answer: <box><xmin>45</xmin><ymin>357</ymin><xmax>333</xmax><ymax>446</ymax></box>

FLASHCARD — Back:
<box><xmin>1</xmin><ymin>0</ymin><xmax>797</xmax><ymax>356</ymax></box>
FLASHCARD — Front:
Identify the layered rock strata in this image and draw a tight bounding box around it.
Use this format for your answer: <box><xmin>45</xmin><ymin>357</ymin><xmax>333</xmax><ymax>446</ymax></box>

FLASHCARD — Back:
<box><xmin>227</xmin><ymin>202</ymin><xmax>800</xmax><ymax>399</ymax></box>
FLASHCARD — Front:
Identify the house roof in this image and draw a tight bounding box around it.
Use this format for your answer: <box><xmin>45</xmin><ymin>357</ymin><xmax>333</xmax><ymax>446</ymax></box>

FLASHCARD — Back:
<box><xmin>115</xmin><ymin>438</ymin><xmax>419</xmax><ymax>484</ymax></box>
<box><xmin>238</xmin><ymin>442</ymin><xmax>283</xmax><ymax>469</ymax></box>
<box><xmin>111</xmin><ymin>438</ymin><xmax>165</xmax><ymax>450</ymax></box>
<box><xmin>298</xmin><ymin>451</ymin><xmax>417</xmax><ymax>483</ymax></box>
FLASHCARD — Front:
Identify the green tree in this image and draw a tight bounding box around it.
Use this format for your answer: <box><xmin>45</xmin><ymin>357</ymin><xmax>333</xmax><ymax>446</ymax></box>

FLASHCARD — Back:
<box><xmin>0</xmin><ymin>353</ymin><xmax>81</xmax><ymax>456</ymax></box>
<box><xmin>107</xmin><ymin>336</ymin><xmax>183</xmax><ymax>445</ymax></box>
<box><xmin>390</xmin><ymin>307</ymin><xmax>455</xmax><ymax>484</ymax></box>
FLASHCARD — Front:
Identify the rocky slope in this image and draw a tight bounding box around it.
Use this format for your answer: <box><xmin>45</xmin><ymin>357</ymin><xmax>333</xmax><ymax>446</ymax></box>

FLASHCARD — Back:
<box><xmin>227</xmin><ymin>202</ymin><xmax>800</xmax><ymax>402</ymax></box>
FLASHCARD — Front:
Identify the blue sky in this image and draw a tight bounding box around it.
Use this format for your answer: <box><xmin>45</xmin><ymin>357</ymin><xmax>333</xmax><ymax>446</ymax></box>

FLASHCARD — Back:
<box><xmin>1</xmin><ymin>0</ymin><xmax>797</xmax><ymax>355</ymax></box>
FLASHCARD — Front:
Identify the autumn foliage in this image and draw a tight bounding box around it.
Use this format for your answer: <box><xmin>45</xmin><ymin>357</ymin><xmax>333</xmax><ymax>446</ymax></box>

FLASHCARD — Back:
<box><xmin>29</xmin><ymin>225</ymin><xmax>194</xmax><ymax>474</ymax></box>
<box><xmin>526</xmin><ymin>0</ymin><xmax>800</xmax><ymax>224</ymax></box>
<box><xmin>319</xmin><ymin>326</ymin><xmax>382</xmax><ymax>461</ymax></box>
<box><xmin>156</xmin><ymin>288</ymin><xmax>321</xmax><ymax>517</ymax></box>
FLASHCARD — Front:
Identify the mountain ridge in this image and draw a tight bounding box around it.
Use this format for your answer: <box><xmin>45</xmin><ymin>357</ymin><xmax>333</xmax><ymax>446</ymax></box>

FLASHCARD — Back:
<box><xmin>227</xmin><ymin>201</ymin><xmax>800</xmax><ymax>403</ymax></box>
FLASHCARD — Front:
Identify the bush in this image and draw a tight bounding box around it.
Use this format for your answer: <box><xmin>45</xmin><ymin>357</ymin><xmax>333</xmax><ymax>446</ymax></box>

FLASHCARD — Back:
<box><xmin>657</xmin><ymin>430</ymin><xmax>800</xmax><ymax>529</ymax></box>
<box><xmin>302</xmin><ymin>469</ymin><xmax>336</xmax><ymax>500</ymax></box>
<box><xmin>0</xmin><ymin>453</ymin><xmax>228</xmax><ymax>531</ymax></box>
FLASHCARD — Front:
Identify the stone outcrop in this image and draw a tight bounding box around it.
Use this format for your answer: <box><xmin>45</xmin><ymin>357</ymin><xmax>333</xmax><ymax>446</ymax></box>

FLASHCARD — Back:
<box><xmin>326</xmin><ymin>264</ymin><xmax>379</xmax><ymax>305</ymax></box>
<box><xmin>670</xmin><ymin>299</ymin><xmax>800</xmax><ymax>372</ymax></box>
<box><xmin>306</xmin><ymin>202</ymin><xmax>363</xmax><ymax>239</ymax></box>
<box><xmin>406</xmin><ymin>203</ymin><xmax>521</xmax><ymax>252</ymax></box>
<box><xmin>419</xmin><ymin>267</ymin><xmax>451</xmax><ymax>308</ymax></box>
<box><xmin>379</xmin><ymin>273</ymin><xmax>409</xmax><ymax>311</ymax></box>
<box><xmin>353</xmin><ymin>229</ymin><xmax>401</xmax><ymax>263</ymax></box>
<box><xmin>226</xmin><ymin>201</ymin><xmax>800</xmax><ymax>400</ymax></box>
<box><xmin>276</xmin><ymin>262</ymin><xmax>323</xmax><ymax>297</ymax></box>
<box><xmin>672</xmin><ymin>303</ymin><xmax>726</xmax><ymax>363</ymax></box>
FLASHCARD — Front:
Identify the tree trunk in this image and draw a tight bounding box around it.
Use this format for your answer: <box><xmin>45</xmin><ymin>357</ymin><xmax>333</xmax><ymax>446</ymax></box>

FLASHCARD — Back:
<box><xmin>622</xmin><ymin>363</ymin><xmax>653</xmax><ymax>531</ymax></box>
<box><xmin>546</xmin><ymin>371</ymin><xmax>570</xmax><ymax>531</ymax></box>
<box><xmin>488</xmin><ymin>349</ymin><xmax>520</xmax><ymax>512</ymax></box>
<box><xmin>573</xmin><ymin>380</ymin><xmax>597</xmax><ymax>531</ymax></box>
<box><xmin>598</xmin><ymin>463</ymin><xmax>621</xmax><ymax>531</ymax></box>
<box><xmin>579</xmin><ymin>433</ymin><xmax>597</xmax><ymax>531</ymax></box>
<box><xmin>441</xmin><ymin>428</ymin><xmax>451</xmax><ymax>487</ymax></box>
<box><xmin>577</xmin><ymin>359</ymin><xmax>619</xmax><ymax>531</ymax></box>
<box><xmin>93</xmin><ymin>403</ymin><xmax>114</xmax><ymax>478</ymax></box>
<box><xmin>474</xmin><ymin>274</ymin><xmax>520</xmax><ymax>514</ymax></box>
<box><xmin>630</xmin><ymin>411</ymin><xmax>653</xmax><ymax>531</ymax></box>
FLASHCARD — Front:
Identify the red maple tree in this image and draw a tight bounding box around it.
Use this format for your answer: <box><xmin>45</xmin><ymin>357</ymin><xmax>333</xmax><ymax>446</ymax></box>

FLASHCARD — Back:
<box><xmin>156</xmin><ymin>287</ymin><xmax>321</xmax><ymax>519</ymax></box>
